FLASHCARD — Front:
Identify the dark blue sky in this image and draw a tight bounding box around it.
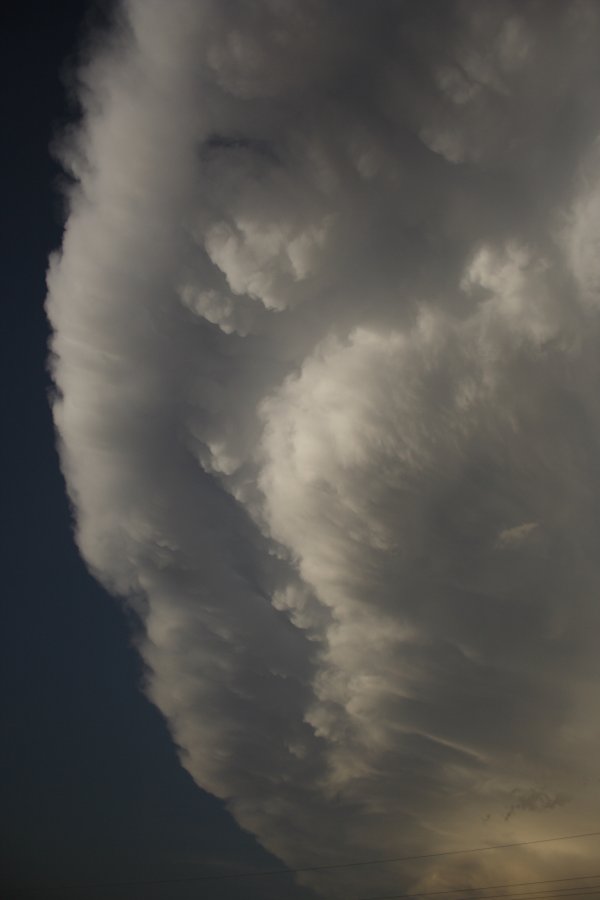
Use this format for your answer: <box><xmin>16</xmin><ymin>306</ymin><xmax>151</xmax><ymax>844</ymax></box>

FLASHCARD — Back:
<box><xmin>0</xmin><ymin>5</ymin><xmax>313</xmax><ymax>898</ymax></box>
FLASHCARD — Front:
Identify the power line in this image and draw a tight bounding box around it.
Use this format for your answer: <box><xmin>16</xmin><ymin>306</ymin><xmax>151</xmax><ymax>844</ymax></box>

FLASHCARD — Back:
<box><xmin>36</xmin><ymin>829</ymin><xmax>600</xmax><ymax>892</ymax></box>
<box><xmin>462</xmin><ymin>888</ymin><xmax>600</xmax><ymax>900</ymax></box>
<box><xmin>356</xmin><ymin>886</ymin><xmax>600</xmax><ymax>900</ymax></box>
<box><xmin>355</xmin><ymin>872</ymin><xmax>600</xmax><ymax>900</ymax></box>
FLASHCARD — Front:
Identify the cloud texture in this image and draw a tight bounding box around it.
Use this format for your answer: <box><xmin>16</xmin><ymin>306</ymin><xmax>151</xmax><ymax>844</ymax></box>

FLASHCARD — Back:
<box><xmin>47</xmin><ymin>1</ymin><xmax>600</xmax><ymax>893</ymax></box>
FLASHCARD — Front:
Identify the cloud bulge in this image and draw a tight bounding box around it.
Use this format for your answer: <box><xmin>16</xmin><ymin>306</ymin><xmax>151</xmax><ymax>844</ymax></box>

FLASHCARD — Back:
<box><xmin>47</xmin><ymin>1</ymin><xmax>600</xmax><ymax>894</ymax></box>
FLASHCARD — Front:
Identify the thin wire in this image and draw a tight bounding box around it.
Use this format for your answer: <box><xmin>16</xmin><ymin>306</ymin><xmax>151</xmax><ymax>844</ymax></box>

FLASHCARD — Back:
<box><xmin>463</xmin><ymin>888</ymin><xmax>600</xmax><ymax>900</ymax></box>
<box><xmin>35</xmin><ymin>829</ymin><xmax>600</xmax><ymax>891</ymax></box>
<box><xmin>354</xmin><ymin>872</ymin><xmax>600</xmax><ymax>900</ymax></box>
<box><xmin>355</xmin><ymin>886</ymin><xmax>600</xmax><ymax>900</ymax></box>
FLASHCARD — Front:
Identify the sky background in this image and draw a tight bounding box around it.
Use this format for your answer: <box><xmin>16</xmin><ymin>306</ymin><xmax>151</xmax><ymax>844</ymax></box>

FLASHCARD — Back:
<box><xmin>5</xmin><ymin>2</ymin><xmax>600</xmax><ymax>899</ymax></box>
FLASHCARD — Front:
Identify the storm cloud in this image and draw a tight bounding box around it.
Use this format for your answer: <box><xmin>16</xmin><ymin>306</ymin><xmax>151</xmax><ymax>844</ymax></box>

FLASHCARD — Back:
<box><xmin>47</xmin><ymin>1</ymin><xmax>600</xmax><ymax>894</ymax></box>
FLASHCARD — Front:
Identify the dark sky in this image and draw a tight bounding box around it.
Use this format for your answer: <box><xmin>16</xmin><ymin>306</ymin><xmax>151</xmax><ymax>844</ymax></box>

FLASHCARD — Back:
<box><xmin>0</xmin><ymin>5</ymin><xmax>308</xmax><ymax>898</ymax></box>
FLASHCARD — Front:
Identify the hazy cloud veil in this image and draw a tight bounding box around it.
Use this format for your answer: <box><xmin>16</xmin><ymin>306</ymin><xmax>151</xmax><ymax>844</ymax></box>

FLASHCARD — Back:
<box><xmin>47</xmin><ymin>1</ymin><xmax>600</xmax><ymax>893</ymax></box>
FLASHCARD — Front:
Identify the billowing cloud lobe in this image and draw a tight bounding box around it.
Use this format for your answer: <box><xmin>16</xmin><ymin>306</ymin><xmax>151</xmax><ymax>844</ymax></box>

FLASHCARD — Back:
<box><xmin>47</xmin><ymin>1</ymin><xmax>600</xmax><ymax>894</ymax></box>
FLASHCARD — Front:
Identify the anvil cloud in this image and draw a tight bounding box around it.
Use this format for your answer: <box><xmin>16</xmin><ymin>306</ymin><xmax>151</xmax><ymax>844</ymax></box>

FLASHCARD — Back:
<box><xmin>47</xmin><ymin>1</ymin><xmax>600</xmax><ymax>894</ymax></box>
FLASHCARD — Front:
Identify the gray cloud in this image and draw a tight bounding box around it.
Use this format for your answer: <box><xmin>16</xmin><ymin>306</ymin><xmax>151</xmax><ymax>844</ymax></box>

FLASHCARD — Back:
<box><xmin>47</xmin><ymin>1</ymin><xmax>600</xmax><ymax>894</ymax></box>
